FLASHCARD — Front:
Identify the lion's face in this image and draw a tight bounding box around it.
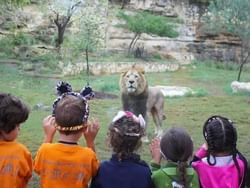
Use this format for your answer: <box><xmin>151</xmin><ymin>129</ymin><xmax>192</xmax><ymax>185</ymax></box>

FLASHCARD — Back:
<box><xmin>120</xmin><ymin>66</ymin><xmax>147</xmax><ymax>95</ymax></box>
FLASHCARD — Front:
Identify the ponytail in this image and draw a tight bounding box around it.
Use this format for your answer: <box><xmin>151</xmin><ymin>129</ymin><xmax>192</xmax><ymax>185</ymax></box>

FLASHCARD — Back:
<box><xmin>178</xmin><ymin>161</ymin><xmax>188</xmax><ymax>188</ymax></box>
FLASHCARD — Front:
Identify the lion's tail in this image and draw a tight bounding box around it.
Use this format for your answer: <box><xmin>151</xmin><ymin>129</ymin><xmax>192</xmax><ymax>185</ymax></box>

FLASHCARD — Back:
<box><xmin>162</xmin><ymin>114</ymin><xmax>166</xmax><ymax>120</ymax></box>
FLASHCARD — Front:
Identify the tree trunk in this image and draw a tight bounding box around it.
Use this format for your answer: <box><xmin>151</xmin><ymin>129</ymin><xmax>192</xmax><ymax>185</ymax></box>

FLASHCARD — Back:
<box><xmin>85</xmin><ymin>47</ymin><xmax>89</xmax><ymax>85</ymax></box>
<box><xmin>56</xmin><ymin>25</ymin><xmax>66</xmax><ymax>48</ymax></box>
<box><xmin>128</xmin><ymin>33</ymin><xmax>139</xmax><ymax>54</ymax></box>
<box><xmin>54</xmin><ymin>16</ymin><xmax>71</xmax><ymax>49</ymax></box>
<box><xmin>121</xmin><ymin>0</ymin><xmax>127</xmax><ymax>9</ymax></box>
<box><xmin>237</xmin><ymin>52</ymin><xmax>250</xmax><ymax>81</ymax></box>
<box><xmin>131</xmin><ymin>33</ymin><xmax>141</xmax><ymax>50</ymax></box>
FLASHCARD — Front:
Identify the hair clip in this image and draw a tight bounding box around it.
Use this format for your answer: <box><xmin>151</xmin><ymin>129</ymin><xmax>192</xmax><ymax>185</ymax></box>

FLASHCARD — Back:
<box><xmin>207</xmin><ymin>116</ymin><xmax>233</xmax><ymax>124</ymax></box>
<box><xmin>80</xmin><ymin>86</ymin><xmax>95</xmax><ymax>100</ymax></box>
<box><xmin>56</xmin><ymin>81</ymin><xmax>72</xmax><ymax>96</ymax></box>
<box><xmin>52</xmin><ymin>81</ymin><xmax>91</xmax><ymax>122</ymax></box>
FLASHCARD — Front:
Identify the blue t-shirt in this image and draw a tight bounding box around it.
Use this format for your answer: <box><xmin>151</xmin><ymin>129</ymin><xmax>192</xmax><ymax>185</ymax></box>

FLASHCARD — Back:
<box><xmin>90</xmin><ymin>154</ymin><xmax>154</xmax><ymax>188</ymax></box>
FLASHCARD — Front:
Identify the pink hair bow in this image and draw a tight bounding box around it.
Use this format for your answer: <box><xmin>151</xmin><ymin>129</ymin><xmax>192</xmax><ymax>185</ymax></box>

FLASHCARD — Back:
<box><xmin>112</xmin><ymin>111</ymin><xmax>146</xmax><ymax>129</ymax></box>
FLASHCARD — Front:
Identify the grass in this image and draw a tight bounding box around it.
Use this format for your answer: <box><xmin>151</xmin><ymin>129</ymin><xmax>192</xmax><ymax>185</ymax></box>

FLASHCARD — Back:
<box><xmin>1</xmin><ymin>62</ymin><xmax>250</xmax><ymax>187</ymax></box>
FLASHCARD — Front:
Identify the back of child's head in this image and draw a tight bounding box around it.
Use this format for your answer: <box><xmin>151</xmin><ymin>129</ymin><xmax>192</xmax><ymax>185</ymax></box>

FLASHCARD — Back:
<box><xmin>52</xmin><ymin>81</ymin><xmax>92</xmax><ymax>135</ymax></box>
<box><xmin>203</xmin><ymin>115</ymin><xmax>248</xmax><ymax>187</ymax></box>
<box><xmin>55</xmin><ymin>95</ymin><xmax>88</xmax><ymax>128</ymax></box>
<box><xmin>203</xmin><ymin>115</ymin><xmax>237</xmax><ymax>156</ymax></box>
<box><xmin>109</xmin><ymin>111</ymin><xmax>145</xmax><ymax>159</ymax></box>
<box><xmin>160</xmin><ymin>127</ymin><xmax>193</xmax><ymax>187</ymax></box>
<box><xmin>160</xmin><ymin>127</ymin><xmax>193</xmax><ymax>162</ymax></box>
<box><xmin>0</xmin><ymin>93</ymin><xmax>29</xmax><ymax>133</ymax></box>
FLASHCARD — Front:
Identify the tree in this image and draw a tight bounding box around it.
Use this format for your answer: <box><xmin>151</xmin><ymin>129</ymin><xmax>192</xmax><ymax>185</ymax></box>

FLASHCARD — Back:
<box><xmin>77</xmin><ymin>5</ymin><xmax>104</xmax><ymax>83</ymax></box>
<box><xmin>49</xmin><ymin>0</ymin><xmax>84</xmax><ymax>49</ymax></box>
<box><xmin>204</xmin><ymin>0</ymin><xmax>250</xmax><ymax>81</ymax></box>
<box><xmin>117</xmin><ymin>11</ymin><xmax>179</xmax><ymax>54</ymax></box>
<box><xmin>65</xmin><ymin>0</ymin><xmax>106</xmax><ymax>82</ymax></box>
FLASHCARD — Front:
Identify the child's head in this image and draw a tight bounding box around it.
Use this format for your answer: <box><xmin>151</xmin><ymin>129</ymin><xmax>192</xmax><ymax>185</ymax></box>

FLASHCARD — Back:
<box><xmin>52</xmin><ymin>81</ymin><xmax>93</xmax><ymax>135</ymax></box>
<box><xmin>203</xmin><ymin>115</ymin><xmax>237</xmax><ymax>155</ymax></box>
<box><xmin>160</xmin><ymin>127</ymin><xmax>193</xmax><ymax>187</ymax></box>
<box><xmin>108</xmin><ymin>111</ymin><xmax>145</xmax><ymax>158</ymax></box>
<box><xmin>0</xmin><ymin>93</ymin><xmax>29</xmax><ymax>141</ymax></box>
<box><xmin>160</xmin><ymin>127</ymin><xmax>193</xmax><ymax>163</ymax></box>
<box><xmin>54</xmin><ymin>95</ymin><xmax>89</xmax><ymax>135</ymax></box>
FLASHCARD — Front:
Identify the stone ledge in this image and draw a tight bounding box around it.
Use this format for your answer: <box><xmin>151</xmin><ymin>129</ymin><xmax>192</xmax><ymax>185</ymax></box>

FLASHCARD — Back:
<box><xmin>61</xmin><ymin>62</ymin><xmax>180</xmax><ymax>76</ymax></box>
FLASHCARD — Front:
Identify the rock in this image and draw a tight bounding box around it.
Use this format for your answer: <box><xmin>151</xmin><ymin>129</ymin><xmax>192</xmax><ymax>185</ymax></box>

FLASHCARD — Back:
<box><xmin>33</xmin><ymin>103</ymin><xmax>51</xmax><ymax>111</ymax></box>
<box><xmin>155</xmin><ymin>85</ymin><xmax>193</xmax><ymax>97</ymax></box>
<box><xmin>231</xmin><ymin>81</ymin><xmax>250</xmax><ymax>93</ymax></box>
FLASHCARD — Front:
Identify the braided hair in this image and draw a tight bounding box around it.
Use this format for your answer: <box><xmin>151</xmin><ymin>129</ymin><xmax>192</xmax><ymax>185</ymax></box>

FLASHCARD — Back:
<box><xmin>203</xmin><ymin>115</ymin><xmax>246</xmax><ymax>187</ymax></box>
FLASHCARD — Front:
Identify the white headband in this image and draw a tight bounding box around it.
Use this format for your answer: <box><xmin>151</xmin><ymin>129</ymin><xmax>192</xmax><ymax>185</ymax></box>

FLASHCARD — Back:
<box><xmin>112</xmin><ymin>111</ymin><xmax>146</xmax><ymax>137</ymax></box>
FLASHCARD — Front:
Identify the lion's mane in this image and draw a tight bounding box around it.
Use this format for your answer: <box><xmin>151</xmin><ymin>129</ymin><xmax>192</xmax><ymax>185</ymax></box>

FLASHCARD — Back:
<box><xmin>119</xmin><ymin>65</ymin><xmax>148</xmax><ymax>118</ymax></box>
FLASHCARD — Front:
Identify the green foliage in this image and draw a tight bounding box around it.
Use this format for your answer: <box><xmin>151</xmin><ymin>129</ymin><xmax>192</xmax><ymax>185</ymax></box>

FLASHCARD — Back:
<box><xmin>205</xmin><ymin>0</ymin><xmax>250</xmax><ymax>40</ymax></box>
<box><xmin>1</xmin><ymin>60</ymin><xmax>250</xmax><ymax>187</ymax></box>
<box><xmin>30</xmin><ymin>53</ymin><xmax>60</xmax><ymax>72</ymax></box>
<box><xmin>0</xmin><ymin>0</ymin><xmax>30</xmax><ymax>6</ymax></box>
<box><xmin>12</xmin><ymin>32</ymin><xmax>36</xmax><ymax>46</ymax></box>
<box><xmin>0</xmin><ymin>36</ymin><xmax>16</xmax><ymax>57</ymax></box>
<box><xmin>117</xmin><ymin>11</ymin><xmax>179</xmax><ymax>38</ymax></box>
<box><xmin>191</xmin><ymin>88</ymin><xmax>208</xmax><ymax>97</ymax></box>
<box><xmin>203</xmin><ymin>0</ymin><xmax>250</xmax><ymax>81</ymax></box>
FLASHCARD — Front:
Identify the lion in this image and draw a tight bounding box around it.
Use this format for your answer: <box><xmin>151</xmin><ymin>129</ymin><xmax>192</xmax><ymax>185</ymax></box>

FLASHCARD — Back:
<box><xmin>119</xmin><ymin>65</ymin><xmax>165</xmax><ymax>140</ymax></box>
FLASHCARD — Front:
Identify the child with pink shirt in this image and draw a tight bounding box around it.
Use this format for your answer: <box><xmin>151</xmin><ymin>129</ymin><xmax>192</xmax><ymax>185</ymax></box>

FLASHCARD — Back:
<box><xmin>192</xmin><ymin>115</ymin><xmax>248</xmax><ymax>188</ymax></box>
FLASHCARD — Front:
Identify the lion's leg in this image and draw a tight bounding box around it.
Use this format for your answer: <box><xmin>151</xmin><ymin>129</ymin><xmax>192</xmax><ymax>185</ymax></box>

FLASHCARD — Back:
<box><xmin>151</xmin><ymin>108</ymin><xmax>164</xmax><ymax>137</ymax></box>
<box><xmin>141</xmin><ymin>114</ymin><xmax>149</xmax><ymax>143</ymax></box>
<box><xmin>151</xmin><ymin>109</ymin><xmax>161</xmax><ymax>135</ymax></box>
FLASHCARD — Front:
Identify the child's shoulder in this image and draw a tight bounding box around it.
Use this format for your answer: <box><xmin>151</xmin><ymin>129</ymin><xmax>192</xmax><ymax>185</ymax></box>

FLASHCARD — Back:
<box><xmin>38</xmin><ymin>143</ymin><xmax>96</xmax><ymax>156</ymax></box>
<box><xmin>106</xmin><ymin>154</ymin><xmax>150</xmax><ymax>169</ymax></box>
<box><xmin>1</xmin><ymin>141</ymin><xmax>31</xmax><ymax>156</ymax></box>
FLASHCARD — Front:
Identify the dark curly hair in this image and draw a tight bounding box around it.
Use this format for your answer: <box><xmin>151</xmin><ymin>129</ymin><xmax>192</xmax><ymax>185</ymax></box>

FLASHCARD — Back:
<box><xmin>160</xmin><ymin>127</ymin><xmax>193</xmax><ymax>188</ymax></box>
<box><xmin>108</xmin><ymin>116</ymin><xmax>144</xmax><ymax>160</ymax></box>
<box><xmin>0</xmin><ymin>93</ymin><xmax>29</xmax><ymax>133</ymax></box>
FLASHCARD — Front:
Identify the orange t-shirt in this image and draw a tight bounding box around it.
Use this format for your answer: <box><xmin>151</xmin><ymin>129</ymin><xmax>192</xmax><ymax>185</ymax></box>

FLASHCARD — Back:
<box><xmin>0</xmin><ymin>141</ymin><xmax>32</xmax><ymax>188</ymax></box>
<box><xmin>34</xmin><ymin>143</ymin><xmax>99</xmax><ymax>188</ymax></box>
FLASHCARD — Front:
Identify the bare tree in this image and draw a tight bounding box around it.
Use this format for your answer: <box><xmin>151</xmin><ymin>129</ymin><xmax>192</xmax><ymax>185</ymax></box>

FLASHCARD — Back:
<box><xmin>49</xmin><ymin>0</ymin><xmax>83</xmax><ymax>49</ymax></box>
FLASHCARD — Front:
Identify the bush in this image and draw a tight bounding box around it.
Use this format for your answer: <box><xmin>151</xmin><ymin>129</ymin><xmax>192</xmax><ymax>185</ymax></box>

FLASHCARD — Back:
<box><xmin>12</xmin><ymin>32</ymin><xmax>36</xmax><ymax>46</ymax></box>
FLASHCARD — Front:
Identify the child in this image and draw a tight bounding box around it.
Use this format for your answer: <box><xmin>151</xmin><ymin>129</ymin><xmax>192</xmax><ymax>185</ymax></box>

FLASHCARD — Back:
<box><xmin>90</xmin><ymin>110</ymin><xmax>154</xmax><ymax>188</ymax></box>
<box><xmin>192</xmin><ymin>115</ymin><xmax>248</xmax><ymax>188</ymax></box>
<box><xmin>150</xmin><ymin>127</ymin><xmax>199</xmax><ymax>188</ymax></box>
<box><xmin>0</xmin><ymin>93</ymin><xmax>32</xmax><ymax>188</ymax></box>
<box><xmin>34</xmin><ymin>82</ymin><xmax>100</xmax><ymax>188</ymax></box>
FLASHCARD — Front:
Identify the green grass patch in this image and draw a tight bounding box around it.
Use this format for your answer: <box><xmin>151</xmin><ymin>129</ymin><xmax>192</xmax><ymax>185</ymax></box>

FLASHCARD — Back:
<box><xmin>1</xmin><ymin>62</ymin><xmax>250</xmax><ymax>187</ymax></box>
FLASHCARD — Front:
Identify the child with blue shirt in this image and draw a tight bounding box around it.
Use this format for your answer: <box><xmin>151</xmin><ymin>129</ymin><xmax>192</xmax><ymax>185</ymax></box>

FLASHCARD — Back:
<box><xmin>90</xmin><ymin>110</ymin><xmax>154</xmax><ymax>188</ymax></box>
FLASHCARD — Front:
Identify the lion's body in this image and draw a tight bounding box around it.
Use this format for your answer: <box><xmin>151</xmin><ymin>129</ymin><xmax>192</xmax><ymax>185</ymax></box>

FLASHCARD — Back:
<box><xmin>120</xmin><ymin>65</ymin><xmax>165</xmax><ymax>137</ymax></box>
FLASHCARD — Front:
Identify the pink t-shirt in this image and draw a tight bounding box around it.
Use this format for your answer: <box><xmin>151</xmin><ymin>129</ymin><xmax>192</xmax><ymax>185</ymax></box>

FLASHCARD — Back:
<box><xmin>192</xmin><ymin>147</ymin><xmax>245</xmax><ymax>188</ymax></box>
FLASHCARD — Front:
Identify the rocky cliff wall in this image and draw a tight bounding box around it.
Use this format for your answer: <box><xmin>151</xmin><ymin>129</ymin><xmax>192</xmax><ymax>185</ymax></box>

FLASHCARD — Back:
<box><xmin>107</xmin><ymin>0</ymin><xmax>241</xmax><ymax>63</ymax></box>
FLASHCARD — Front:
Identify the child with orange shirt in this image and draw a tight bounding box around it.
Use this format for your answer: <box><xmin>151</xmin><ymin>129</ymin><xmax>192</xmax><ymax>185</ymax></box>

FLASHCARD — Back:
<box><xmin>34</xmin><ymin>82</ymin><xmax>100</xmax><ymax>188</ymax></box>
<box><xmin>0</xmin><ymin>93</ymin><xmax>32</xmax><ymax>188</ymax></box>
